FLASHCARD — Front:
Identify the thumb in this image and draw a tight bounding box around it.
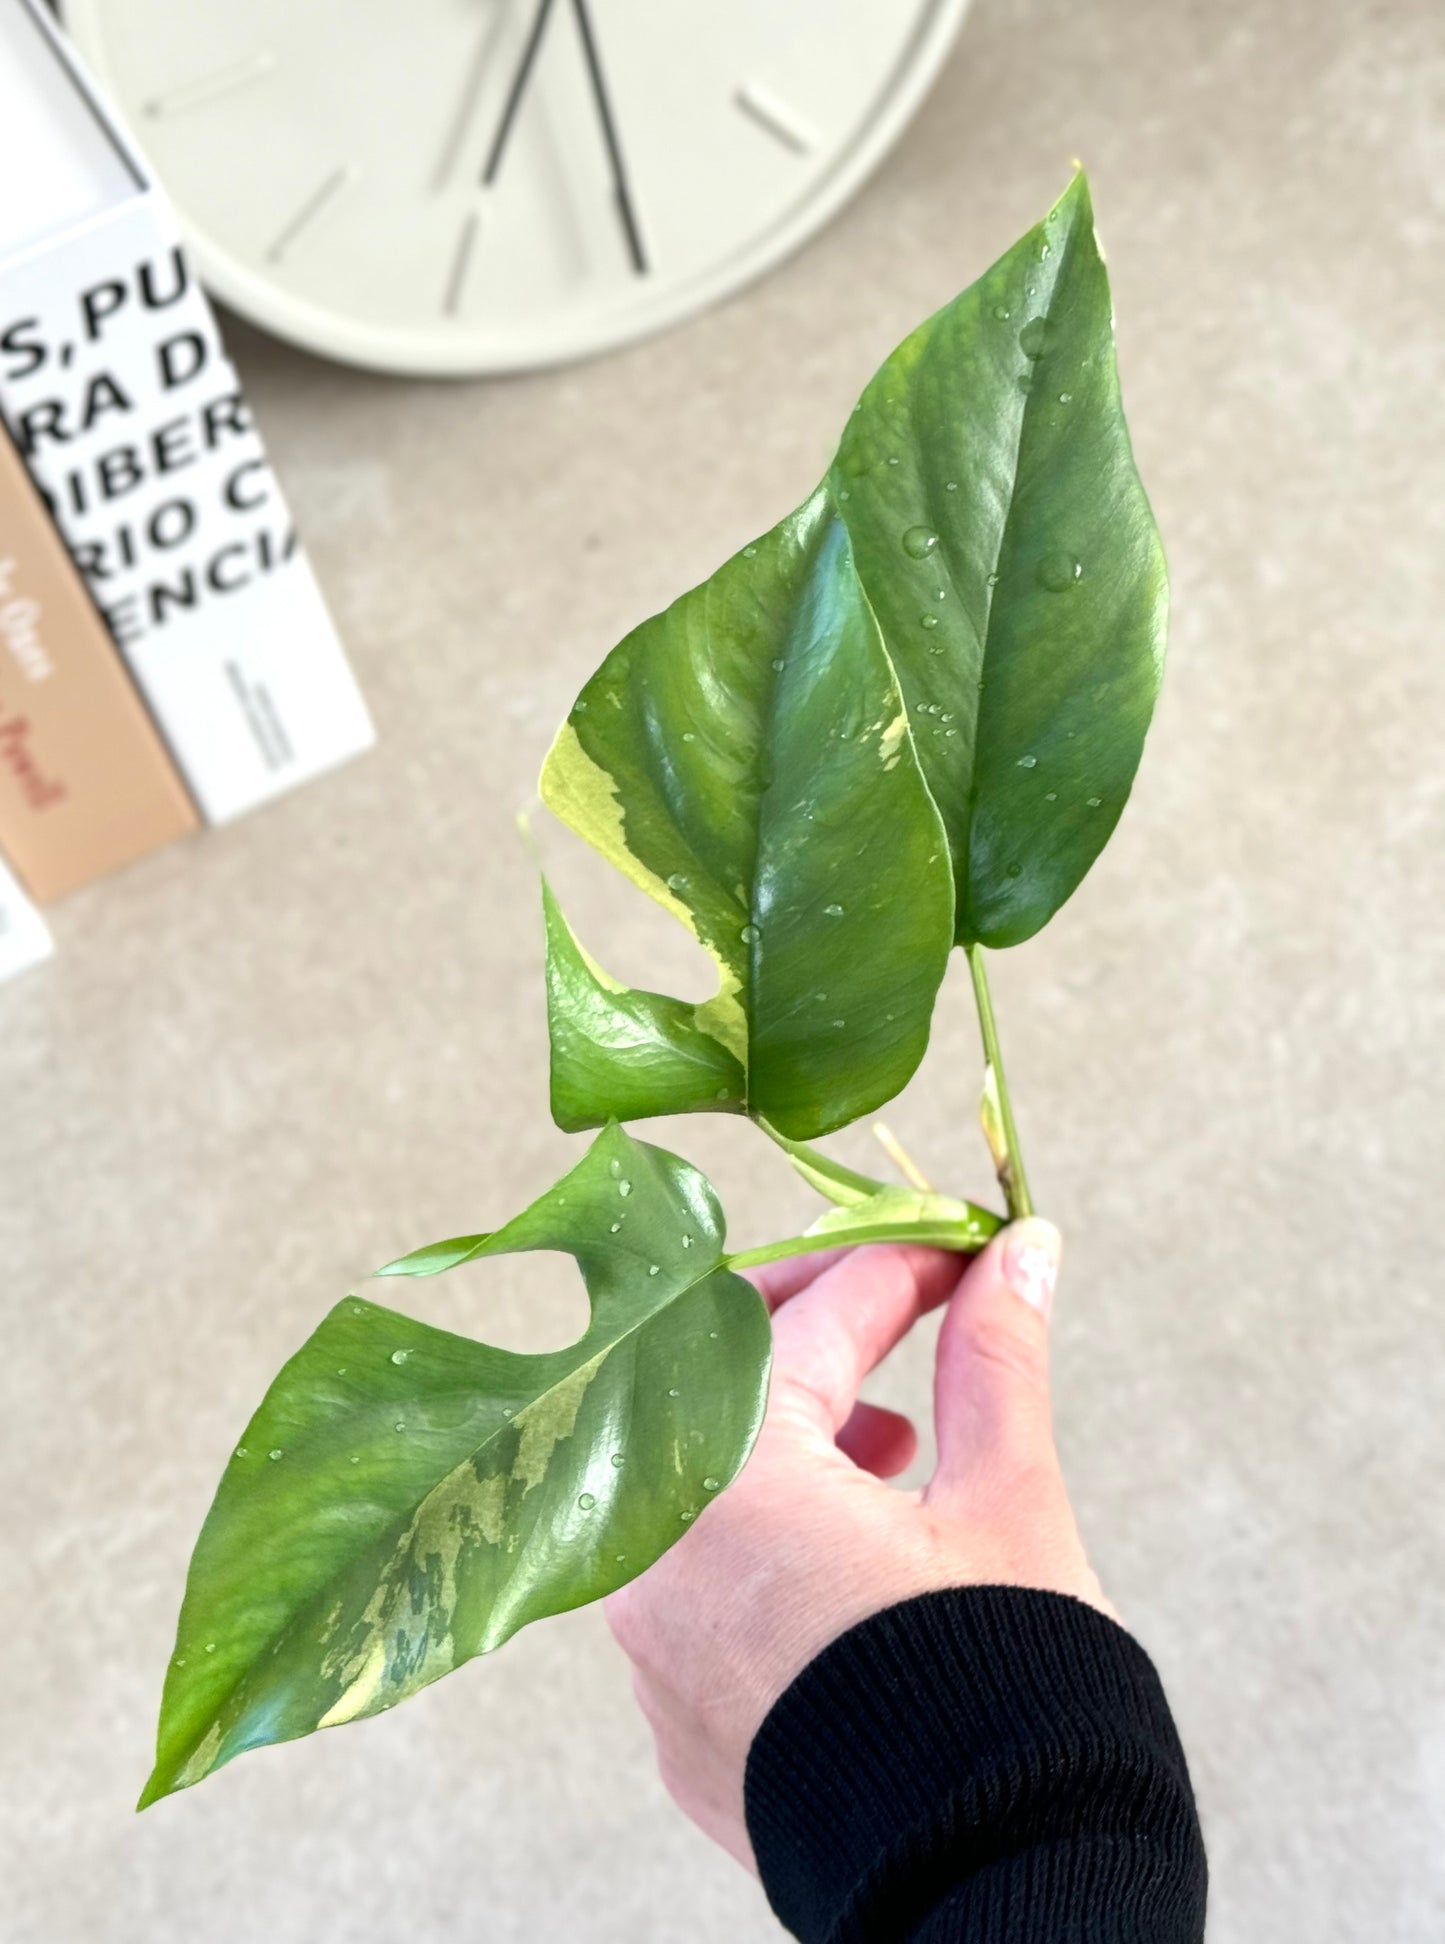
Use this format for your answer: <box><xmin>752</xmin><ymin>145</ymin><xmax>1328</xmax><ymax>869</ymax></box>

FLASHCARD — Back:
<box><xmin>928</xmin><ymin>1218</ymin><xmax>1062</xmax><ymax>1496</ymax></box>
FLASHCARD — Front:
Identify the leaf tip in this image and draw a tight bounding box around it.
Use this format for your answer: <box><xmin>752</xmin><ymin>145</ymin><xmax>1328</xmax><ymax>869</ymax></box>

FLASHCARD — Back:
<box><xmin>373</xmin><ymin>1235</ymin><xmax>489</xmax><ymax>1277</ymax></box>
<box><xmin>1050</xmin><ymin>164</ymin><xmax>1093</xmax><ymax>227</ymax></box>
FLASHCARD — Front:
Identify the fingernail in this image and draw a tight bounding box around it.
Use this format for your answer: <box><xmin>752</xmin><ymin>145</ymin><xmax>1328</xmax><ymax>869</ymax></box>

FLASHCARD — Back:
<box><xmin>1002</xmin><ymin>1219</ymin><xmax>1062</xmax><ymax>1317</ymax></box>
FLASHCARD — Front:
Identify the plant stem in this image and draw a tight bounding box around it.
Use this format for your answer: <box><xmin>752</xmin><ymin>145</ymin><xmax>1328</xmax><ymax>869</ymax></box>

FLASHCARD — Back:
<box><xmin>963</xmin><ymin>942</ymin><xmax>1035</xmax><ymax>1222</ymax></box>
<box><xmin>755</xmin><ymin>1118</ymin><xmax>888</xmax><ymax>1207</ymax></box>
<box><xmin>726</xmin><ymin>1203</ymin><xmax>1002</xmax><ymax>1275</ymax></box>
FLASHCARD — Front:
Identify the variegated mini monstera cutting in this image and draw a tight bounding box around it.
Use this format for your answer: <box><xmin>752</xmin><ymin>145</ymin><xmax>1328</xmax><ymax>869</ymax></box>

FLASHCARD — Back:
<box><xmin>142</xmin><ymin>171</ymin><xmax>1166</xmax><ymax>1807</ymax></box>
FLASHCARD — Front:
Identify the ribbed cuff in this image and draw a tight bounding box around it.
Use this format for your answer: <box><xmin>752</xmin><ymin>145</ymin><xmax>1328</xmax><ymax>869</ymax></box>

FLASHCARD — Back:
<box><xmin>744</xmin><ymin>1586</ymin><xmax>1206</xmax><ymax>1944</ymax></box>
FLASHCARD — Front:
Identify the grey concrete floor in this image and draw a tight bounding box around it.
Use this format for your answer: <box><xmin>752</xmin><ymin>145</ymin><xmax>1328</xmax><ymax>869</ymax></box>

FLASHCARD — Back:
<box><xmin>4</xmin><ymin>0</ymin><xmax>1444</xmax><ymax>1937</ymax></box>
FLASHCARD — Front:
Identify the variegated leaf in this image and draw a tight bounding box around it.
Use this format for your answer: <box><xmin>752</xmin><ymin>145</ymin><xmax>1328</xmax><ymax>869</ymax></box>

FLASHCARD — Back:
<box><xmin>141</xmin><ymin>1126</ymin><xmax>768</xmax><ymax>1805</ymax></box>
<box><xmin>541</xmin><ymin>172</ymin><xmax>1165</xmax><ymax>1139</ymax></box>
<box><xmin>540</xmin><ymin>493</ymin><xmax>956</xmax><ymax>1142</ymax></box>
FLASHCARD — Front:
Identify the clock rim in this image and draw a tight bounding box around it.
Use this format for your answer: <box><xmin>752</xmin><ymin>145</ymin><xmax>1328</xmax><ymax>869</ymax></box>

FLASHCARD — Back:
<box><xmin>59</xmin><ymin>0</ymin><xmax>971</xmax><ymax>377</ymax></box>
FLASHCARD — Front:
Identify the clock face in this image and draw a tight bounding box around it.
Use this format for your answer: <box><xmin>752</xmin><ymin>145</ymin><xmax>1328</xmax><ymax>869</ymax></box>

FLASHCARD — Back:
<box><xmin>61</xmin><ymin>0</ymin><xmax>966</xmax><ymax>374</ymax></box>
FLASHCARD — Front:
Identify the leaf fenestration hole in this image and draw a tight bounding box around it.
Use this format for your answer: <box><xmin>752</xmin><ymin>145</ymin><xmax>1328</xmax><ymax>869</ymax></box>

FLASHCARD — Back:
<box><xmin>376</xmin><ymin>1248</ymin><xmax>592</xmax><ymax>1356</ymax></box>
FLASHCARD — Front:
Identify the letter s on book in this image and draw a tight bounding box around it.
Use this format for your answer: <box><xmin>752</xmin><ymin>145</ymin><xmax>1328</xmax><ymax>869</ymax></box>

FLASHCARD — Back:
<box><xmin>1</xmin><ymin>318</ymin><xmax>46</xmax><ymax>381</ymax></box>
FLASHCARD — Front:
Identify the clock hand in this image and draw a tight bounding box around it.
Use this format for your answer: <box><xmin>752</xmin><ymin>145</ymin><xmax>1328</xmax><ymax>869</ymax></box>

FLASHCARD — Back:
<box><xmin>434</xmin><ymin>4</ymin><xmax>514</xmax><ymax>190</ymax></box>
<box><xmin>569</xmin><ymin>0</ymin><xmax>648</xmax><ymax>275</ymax></box>
<box><xmin>481</xmin><ymin>0</ymin><xmax>559</xmax><ymax>187</ymax></box>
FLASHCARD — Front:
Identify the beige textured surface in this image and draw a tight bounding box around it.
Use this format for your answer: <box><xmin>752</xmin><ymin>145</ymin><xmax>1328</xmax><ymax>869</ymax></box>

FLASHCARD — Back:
<box><xmin>4</xmin><ymin>0</ymin><xmax>1443</xmax><ymax>1937</ymax></box>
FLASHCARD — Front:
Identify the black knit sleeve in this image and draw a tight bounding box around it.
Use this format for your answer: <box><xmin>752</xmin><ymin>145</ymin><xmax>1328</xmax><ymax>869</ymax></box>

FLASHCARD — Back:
<box><xmin>744</xmin><ymin>1586</ymin><xmax>1206</xmax><ymax>1944</ymax></box>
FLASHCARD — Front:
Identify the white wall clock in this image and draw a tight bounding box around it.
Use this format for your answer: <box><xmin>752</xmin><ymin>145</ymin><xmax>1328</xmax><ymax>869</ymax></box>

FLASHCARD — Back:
<box><xmin>58</xmin><ymin>0</ymin><xmax>968</xmax><ymax>376</ymax></box>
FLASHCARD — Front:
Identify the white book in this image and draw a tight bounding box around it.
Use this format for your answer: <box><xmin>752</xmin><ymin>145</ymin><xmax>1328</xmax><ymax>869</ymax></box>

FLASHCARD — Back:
<box><xmin>0</xmin><ymin>0</ymin><xmax>373</xmax><ymax>824</ymax></box>
<box><xmin>0</xmin><ymin>849</ymin><xmax>53</xmax><ymax>979</ymax></box>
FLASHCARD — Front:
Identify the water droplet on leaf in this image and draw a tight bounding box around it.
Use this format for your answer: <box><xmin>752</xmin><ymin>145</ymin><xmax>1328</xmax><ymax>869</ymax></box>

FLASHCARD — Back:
<box><xmin>618</xmin><ymin>1180</ymin><xmax>632</xmax><ymax>1197</ymax></box>
<box><xmin>703</xmin><ymin>1477</ymin><xmax>721</xmax><ymax>1492</ymax></box>
<box><xmin>269</xmin><ymin>1449</ymin><xmax>284</xmax><ymax>1461</ymax></box>
<box><xmin>1019</xmin><ymin>317</ymin><xmax>1052</xmax><ymax>359</ymax></box>
<box><xmin>740</xmin><ymin>923</ymin><xmax>760</xmax><ymax>945</ymax></box>
<box><xmin>1037</xmin><ymin>552</ymin><xmax>1082</xmax><ymax>592</ymax></box>
<box><xmin>1087</xmin><ymin>796</ymin><xmax>1103</xmax><ymax>808</ymax></box>
<box><xmin>578</xmin><ymin>1492</ymin><xmax>596</xmax><ymax>1510</ymax></box>
<box><xmin>391</xmin><ymin>1349</ymin><xmax>410</xmax><ymax>1365</ymax></box>
<box><xmin>1018</xmin><ymin>754</ymin><xmax>1037</xmax><ymax>769</ymax></box>
<box><xmin>921</xmin><ymin>612</ymin><xmax>939</xmax><ymax>629</ymax></box>
<box><xmin>902</xmin><ymin>526</ymin><xmax>938</xmax><ymax>559</ymax></box>
<box><xmin>666</xmin><ymin>873</ymin><xmax>687</xmax><ymax>891</ymax></box>
<box><xmin>823</xmin><ymin>903</ymin><xmax>844</xmax><ymax>917</ymax></box>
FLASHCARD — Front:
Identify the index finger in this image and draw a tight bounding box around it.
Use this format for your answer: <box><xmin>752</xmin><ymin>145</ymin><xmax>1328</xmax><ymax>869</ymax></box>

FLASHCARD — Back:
<box><xmin>769</xmin><ymin>1243</ymin><xmax>970</xmax><ymax>1429</ymax></box>
<box><xmin>744</xmin><ymin>1246</ymin><xmax>853</xmax><ymax>1313</ymax></box>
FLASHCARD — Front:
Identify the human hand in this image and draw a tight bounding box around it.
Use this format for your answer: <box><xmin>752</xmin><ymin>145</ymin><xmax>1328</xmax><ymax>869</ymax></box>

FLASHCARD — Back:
<box><xmin>603</xmin><ymin>1221</ymin><xmax>1112</xmax><ymax>1870</ymax></box>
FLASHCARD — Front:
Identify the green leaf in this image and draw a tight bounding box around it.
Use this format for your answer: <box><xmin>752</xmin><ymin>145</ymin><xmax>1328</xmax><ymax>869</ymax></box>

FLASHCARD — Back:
<box><xmin>141</xmin><ymin>1126</ymin><xmax>769</xmax><ymax>1807</ymax></box>
<box><xmin>830</xmin><ymin>170</ymin><xmax>1167</xmax><ymax>947</ymax></box>
<box><xmin>543</xmin><ymin>879</ymin><xmax>744</xmax><ymax>1131</ymax></box>
<box><xmin>539</xmin><ymin>173</ymin><xmax>1164</xmax><ymax>1136</ymax></box>
<box><xmin>541</xmin><ymin>496</ymin><xmax>956</xmax><ymax>1140</ymax></box>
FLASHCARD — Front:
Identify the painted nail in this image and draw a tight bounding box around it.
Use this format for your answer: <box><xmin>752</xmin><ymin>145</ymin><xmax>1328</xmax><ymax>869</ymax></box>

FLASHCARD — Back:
<box><xmin>1002</xmin><ymin>1219</ymin><xmax>1062</xmax><ymax>1318</ymax></box>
